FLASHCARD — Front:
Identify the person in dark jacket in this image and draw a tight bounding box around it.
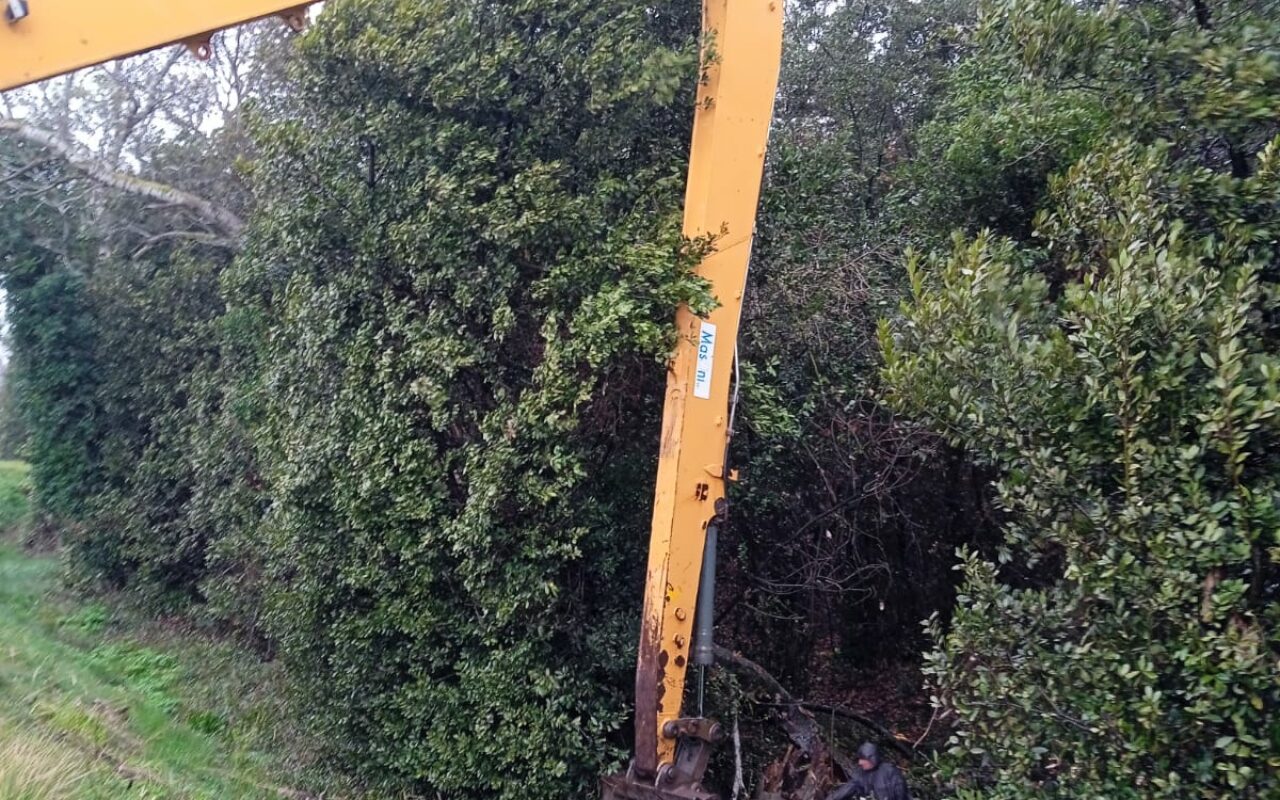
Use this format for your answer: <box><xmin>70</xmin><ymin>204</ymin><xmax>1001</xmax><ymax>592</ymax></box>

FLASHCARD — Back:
<box><xmin>825</xmin><ymin>742</ymin><xmax>911</xmax><ymax>800</ymax></box>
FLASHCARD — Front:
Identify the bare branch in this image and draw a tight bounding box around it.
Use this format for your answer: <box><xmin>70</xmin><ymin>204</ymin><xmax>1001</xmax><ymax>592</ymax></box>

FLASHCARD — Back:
<box><xmin>2</xmin><ymin>156</ymin><xmax>57</xmax><ymax>183</ymax></box>
<box><xmin>786</xmin><ymin>702</ymin><xmax>914</xmax><ymax>760</ymax></box>
<box><xmin>100</xmin><ymin>48</ymin><xmax>185</xmax><ymax>167</ymax></box>
<box><xmin>715</xmin><ymin>645</ymin><xmax>914</xmax><ymax>763</ymax></box>
<box><xmin>715</xmin><ymin>644</ymin><xmax>857</xmax><ymax>778</ymax></box>
<box><xmin>132</xmin><ymin>230</ymin><xmax>235</xmax><ymax>259</ymax></box>
<box><xmin>0</xmin><ymin>118</ymin><xmax>245</xmax><ymax>240</ymax></box>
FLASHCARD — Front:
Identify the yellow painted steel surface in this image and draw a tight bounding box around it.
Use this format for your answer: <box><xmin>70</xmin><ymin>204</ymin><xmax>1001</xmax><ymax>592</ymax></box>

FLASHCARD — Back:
<box><xmin>633</xmin><ymin>0</ymin><xmax>783</xmax><ymax>777</ymax></box>
<box><xmin>0</xmin><ymin>0</ymin><xmax>312</xmax><ymax>91</ymax></box>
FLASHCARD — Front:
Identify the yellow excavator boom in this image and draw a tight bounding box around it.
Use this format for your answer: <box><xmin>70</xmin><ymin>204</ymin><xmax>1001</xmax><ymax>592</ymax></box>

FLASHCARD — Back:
<box><xmin>0</xmin><ymin>0</ymin><xmax>311</xmax><ymax>91</ymax></box>
<box><xmin>0</xmin><ymin>2</ymin><xmax>784</xmax><ymax>797</ymax></box>
<box><xmin>606</xmin><ymin>1</ymin><xmax>782</xmax><ymax>797</ymax></box>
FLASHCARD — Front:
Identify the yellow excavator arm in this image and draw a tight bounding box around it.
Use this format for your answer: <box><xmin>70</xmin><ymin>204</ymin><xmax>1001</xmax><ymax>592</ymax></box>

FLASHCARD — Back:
<box><xmin>0</xmin><ymin>0</ymin><xmax>311</xmax><ymax>90</ymax></box>
<box><xmin>0</xmin><ymin>2</ymin><xmax>783</xmax><ymax>797</ymax></box>
<box><xmin>609</xmin><ymin>2</ymin><xmax>782</xmax><ymax>798</ymax></box>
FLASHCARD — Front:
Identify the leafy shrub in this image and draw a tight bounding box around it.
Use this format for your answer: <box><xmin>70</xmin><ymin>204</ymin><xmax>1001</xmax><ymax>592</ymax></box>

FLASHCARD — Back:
<box><xmin>226</xmin><ymin>0</ymin><xmax>708</xmax><ymax>795</ymax></box>
<box><xmin>0</xmin><ymin>241</ymin><xmax>99</xmax><ymax>525</ymax></box>
<box><xmin>882</xmin><ymin>0</ymin><xmax>1280</xmax><ymax>795</ymax></box>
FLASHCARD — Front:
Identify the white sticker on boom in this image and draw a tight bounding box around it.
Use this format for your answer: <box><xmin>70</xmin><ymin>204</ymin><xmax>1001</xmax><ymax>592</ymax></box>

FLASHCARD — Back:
<box><xmin>693</xmin><ymin>320</ymin><xmax>717</xmax><ymax>399</ymax></box>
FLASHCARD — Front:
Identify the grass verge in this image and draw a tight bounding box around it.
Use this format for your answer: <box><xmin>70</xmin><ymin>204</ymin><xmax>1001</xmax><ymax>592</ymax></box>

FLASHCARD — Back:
<box><xmin>0</xmin><ymin>463</ymin><xmax>353</xmax><ymax>799</ymax></box>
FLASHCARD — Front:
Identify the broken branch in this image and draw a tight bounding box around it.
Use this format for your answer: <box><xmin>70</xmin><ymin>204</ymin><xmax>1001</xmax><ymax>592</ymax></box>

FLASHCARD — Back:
<box><xmin>714</xmin><ymin>645</ymin><xmax>856</xmax><ymax>778</ymax></box>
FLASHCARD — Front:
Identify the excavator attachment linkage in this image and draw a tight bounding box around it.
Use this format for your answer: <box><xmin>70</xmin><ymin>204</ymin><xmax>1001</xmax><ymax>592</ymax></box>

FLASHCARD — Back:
<box><xmin>602</xmin><ymin>718</ymin><xmax>724</xmax><ymax>800</ymax></box>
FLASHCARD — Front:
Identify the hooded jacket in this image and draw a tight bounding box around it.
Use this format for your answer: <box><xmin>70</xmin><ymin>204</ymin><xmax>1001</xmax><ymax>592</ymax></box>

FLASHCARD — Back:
<box><xmin>826</xmin><ymin>743</ymin><xmax>911</xmax><ymax>800</ymax></box>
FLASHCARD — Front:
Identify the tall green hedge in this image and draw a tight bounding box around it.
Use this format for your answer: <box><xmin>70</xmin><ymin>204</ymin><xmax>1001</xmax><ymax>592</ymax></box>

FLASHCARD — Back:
<box><xmin>226</xmin><ymin>0</ymin><xmax>708</xmax><ymax>794</ymax></box>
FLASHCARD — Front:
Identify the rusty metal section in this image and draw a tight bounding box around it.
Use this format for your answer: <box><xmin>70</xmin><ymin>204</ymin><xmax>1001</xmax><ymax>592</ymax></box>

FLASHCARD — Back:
<box><xmin>633</xmin><ymin>583</ymin><xmax>665</xmax><ymax>776</ymax></box>
<box><xmin>277</xmin><ymin>3</ymin><xmax>309</xmax><ymax>32</ymax></box>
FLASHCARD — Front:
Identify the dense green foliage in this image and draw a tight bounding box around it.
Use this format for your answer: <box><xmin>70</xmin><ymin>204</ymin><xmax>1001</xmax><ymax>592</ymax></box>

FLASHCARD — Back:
<box><xmin>0</xmin><ymin>138</ymin><xmax>234</xmax><ymax>599</ymax></box>
<box><xmin>220</xmin><ymin>0</ymin><xmax>710</xmax><ymax>794</ymax></box>
<box><xmin>883</xmin><ymin>0</ymin><xmax>1280</xmax><ymax>795</ymax></box>
<box><xmin>0</xmin><ymin>163</ymin><xmax>99</xmax><ymax>523</ymax></box>
<box><xmin>79</xmin><ymin>252</ymin><xmax>230</xmax><ymax>601</ymax></box>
